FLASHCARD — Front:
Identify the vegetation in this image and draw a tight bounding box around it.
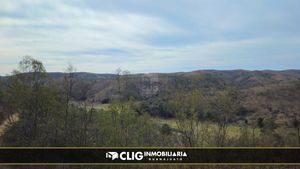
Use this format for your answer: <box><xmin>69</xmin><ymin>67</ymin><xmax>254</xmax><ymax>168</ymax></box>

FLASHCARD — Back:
<box><xmin>0</xmin><ymin>56</ymin><xmax>300</xmax><ymax>147</ymax></box>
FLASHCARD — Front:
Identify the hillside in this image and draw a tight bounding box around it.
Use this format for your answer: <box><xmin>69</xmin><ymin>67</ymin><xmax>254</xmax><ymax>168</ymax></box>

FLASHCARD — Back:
<box><xmin>29</xmin><ymin>70</ymin><xmax>300</xmax><ymax>122</ymax></box>
<box><xmin>1</xmin><ymin>67</ymin><xmax>300</xmax><ymax>147</ymax></box>
<box><xmin>43</xmin><ymin>69</ymin><xmax>300</xmax><ymax>100</ymax></box>
<box><xmin>1</xmin><ymin>69</ymin><xmax>300</xmax><ymax>123</ymax></box>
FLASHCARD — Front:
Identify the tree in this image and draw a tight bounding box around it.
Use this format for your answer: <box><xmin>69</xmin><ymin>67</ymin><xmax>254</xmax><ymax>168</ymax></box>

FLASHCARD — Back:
<box><xmin>249</xmin><ymin>119</ymin><xmax>258</xmax><ymax>146</ymax></box>
<box><xmin>115</xmin><ymin>68</ymin><xmax>122</xmax><ymax>100</ymax></box>
<box><xmin>211</xmin><ymin>87</ymin><xmax>241</xmax><ymax>146</ymax></box>
<box><xmin>171</xmin><ymin>89</ymin><xmax>207</xmax><ymax>146</ymax></box>
<box><xmin>257</xmin><ymin>117</ymin><xmax>264</xmax><ymax>129</ymax></box>
<box><xmin>238</xmin><ymin>119</ymin><xmax>251</xmax><ymax>146</ymax></box>
<box><xmin>17</xmin><ymin>56</ymin><xmax>47</xmax><ymax>139</ymax></box>
<box><xmin>17</xmin><ymin>56</ymin><xmax>46</xmax><ymax>88</ymax></box>
<box><xmin>114</xmin><ymin>68</ymin><xmax>131</xmax><ymax>101</ymax></box>
<box><xmin>292</xmin><ymin>116</ymin><xmax>300</xmax><ymax>146</ymax></box>
<box><xmin>0</xmin><ymin>83</ymin><xmax>4</xmax><ymax>122</ymax></box>
<box><xmin>63</xmin><ymin>63</ymin><xmax>76</xmax><ymax>144</ymax></box>
<box><xmin>161</xmin><ymin>123</ymin><xmax>172</xmax><ymax>135</ymax></box>
<box><xmin>78</xmin><ymin>102</ymin><xmax>95</xmax><ymax>146</ymax></box>
<box><xmin>2</xmin><ymin>56</ymin><xmax>64</xmax><ymax>146</ymax></box>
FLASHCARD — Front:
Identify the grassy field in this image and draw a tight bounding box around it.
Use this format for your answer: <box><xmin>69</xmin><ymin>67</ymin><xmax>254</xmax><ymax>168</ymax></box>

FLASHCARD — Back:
<box><xmin>93</xmin><ymin>102</ymin><xmax>262</xmax><ymax>141</ymax></box>
<box><xmin>152</xmin><ymin>116</ymin><xmax>260</xmax><ymax>139</ymax></box>
<box><xmin>91</xmin><ymin>103</ymin><xmax>261</xmax><ymax>140</ymax></box>
<box><xmin>92</xmin><ymin>103</ymin><xmax>110</xmax><ymax>110</ymax></box>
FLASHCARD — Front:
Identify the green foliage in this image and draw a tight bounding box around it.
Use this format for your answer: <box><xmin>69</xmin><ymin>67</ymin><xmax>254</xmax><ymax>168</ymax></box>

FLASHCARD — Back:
<box><xmin>18</xmin><ymin>56</ymin><xmax>46</xmax><ymax>73</ymax></box>
<box><xmin>140</xmin><ymin>96</ymin><xmax>175</xmax><ymax>118</ymax></box>
<box><xmin>160</xmin><ymin>123</ymin><xmax>172</xmax><ymax>135</ymax></box>
<box><xmin>169</xmin><ymin>89</ymin><xmax>208</xmax><ymax>146</ymax></box>
<box><xmin>263</xmin><ymin>118</ymin><xmax>277</xmax><ymax>131</ymax></box>
<box><xmin>86</xmin><ymin>100</ymin><xmax>163</xmax><ymax>146</ymax></box>
<box><xmin>237</xmin><ymin>121</ymin><xmax>253</xmax><ymax>146</ymax></box>
<box><xmin>257</xmin><ymin>117</ymin><xmax>264</xmax><ymax>129</ymax></box>
<box><xmin>208</xmin><ymin>87</ymin><xmax>241</xmax><ymax>146</ymax></box>
<box><xmin>1</xmin><ymin>57</ymin><xmax>300</xmax><ymax>147</ymax></box>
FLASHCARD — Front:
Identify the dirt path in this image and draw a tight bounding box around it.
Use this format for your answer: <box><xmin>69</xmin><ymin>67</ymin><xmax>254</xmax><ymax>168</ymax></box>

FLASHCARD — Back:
<box><xmin>0</xmin><ymin>113</ymin><xmax>19</xmax><ymax>137</ymax></box>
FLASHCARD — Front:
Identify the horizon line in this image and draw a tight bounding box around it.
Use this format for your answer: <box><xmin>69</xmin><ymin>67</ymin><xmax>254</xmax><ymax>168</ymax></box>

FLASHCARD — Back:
<box><xmin>1</xmin><ymin>68</ymin><xmax>300</xmax><ymax>77</ymax></box>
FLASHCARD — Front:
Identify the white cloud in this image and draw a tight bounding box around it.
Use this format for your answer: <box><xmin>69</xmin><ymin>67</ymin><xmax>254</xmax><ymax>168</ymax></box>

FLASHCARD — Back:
<box><xmin>0</xmin><ymin>0</ymin><xmax>184</xmax><ymax>74</ymax></box>
<box><xmin>0</xmin><ymin>0</ymin><xmax>300</xmax><ymax>75</ymax></box>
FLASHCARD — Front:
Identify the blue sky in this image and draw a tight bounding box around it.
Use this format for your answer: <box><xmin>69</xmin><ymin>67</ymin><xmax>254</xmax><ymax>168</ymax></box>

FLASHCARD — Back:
<box><xmin>0</xmin><ymin>0</ymin><xmax>300</xmax><ymax>75</ymax></box>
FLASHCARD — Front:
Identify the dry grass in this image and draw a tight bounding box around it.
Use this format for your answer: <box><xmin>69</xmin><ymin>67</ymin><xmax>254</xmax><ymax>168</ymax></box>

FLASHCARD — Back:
<box><xmin>0</xmin><ymin>113</ymin><xmax>20</xmax><ymax>137</ymax></box>
<box><xmin>152</xmin><ymin>117</ymin><xmax>260</xmax><ymax>139</ymax></box>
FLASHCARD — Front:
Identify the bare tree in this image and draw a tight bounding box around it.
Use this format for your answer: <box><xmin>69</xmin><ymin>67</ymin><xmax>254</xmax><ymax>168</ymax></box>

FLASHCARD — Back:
<box><xmin>63</xmin><ymin>63</ymin><xmax>76</xmax><ymax>144</ymax></box>
<box><xmin>212</xmin><ymin>87</ymin><xmax>240</xmax><ymax>146</ymax></box>
<box><xmin>172</xmin><ymin>90</ymin><xmax>207</xmax><ymax>146</ymax></box>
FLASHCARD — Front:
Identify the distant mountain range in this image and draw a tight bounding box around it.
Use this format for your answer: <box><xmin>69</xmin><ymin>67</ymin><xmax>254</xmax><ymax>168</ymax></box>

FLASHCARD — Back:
<box><xmin>2</xmin><ymin>69</ymin><xmax>300</xmax><ymax>91</ymax></box>
<box><xmin>47</xmin><ymin>72</ymin><xmax>116</xmax><ymax>80</ymax></box>
<box><xmin>2</xmin><ymin>69</ymin><xmax>300</xmax><ymax>79</ymax></box>
<box><xmin>35</xmin><ymin>69</ymin><xmax>300</xmax><ymax>101</ymax></box>
<box><xmin>46</xmin><ymin>69</ymin><xmax>300</xmax><ymax>89</ymax></box>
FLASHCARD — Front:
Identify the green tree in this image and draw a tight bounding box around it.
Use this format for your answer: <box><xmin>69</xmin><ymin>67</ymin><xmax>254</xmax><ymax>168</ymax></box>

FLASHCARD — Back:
<box><xmin>2</xmin><ymin>56</ymin><xmax>63</xmax><ymax>146</ymax></box>
<box><xmin>171</xmin><ymin>89</ymin><xmax>207</xmax><ymax>146</ymax></box>
<box><xmin>211</xmin><ymin>87</ymin><xmax>241</xmax><ymax>146</ymax></box>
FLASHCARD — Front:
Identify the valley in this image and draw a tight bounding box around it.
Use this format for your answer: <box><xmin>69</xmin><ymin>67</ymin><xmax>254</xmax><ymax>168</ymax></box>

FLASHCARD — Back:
<box><xmin>0</xmin><ymin>57</ymin><xmax>300</xmax><ymax>147</ymax></box>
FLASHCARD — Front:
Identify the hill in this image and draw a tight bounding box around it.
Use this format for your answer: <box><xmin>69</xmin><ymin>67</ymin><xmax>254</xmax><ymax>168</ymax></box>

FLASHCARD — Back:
<box><xmin>1</xmin><ymin>69</ymin><xmax>300</xmax><ymax>123</ymax></box>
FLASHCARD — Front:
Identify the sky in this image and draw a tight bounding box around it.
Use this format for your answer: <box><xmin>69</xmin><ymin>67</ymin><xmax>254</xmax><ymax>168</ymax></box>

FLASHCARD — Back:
<box><xmin>0</xmin><ymin>0</ymin><xmax>300</xmax><ymax>75</ymax></box>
